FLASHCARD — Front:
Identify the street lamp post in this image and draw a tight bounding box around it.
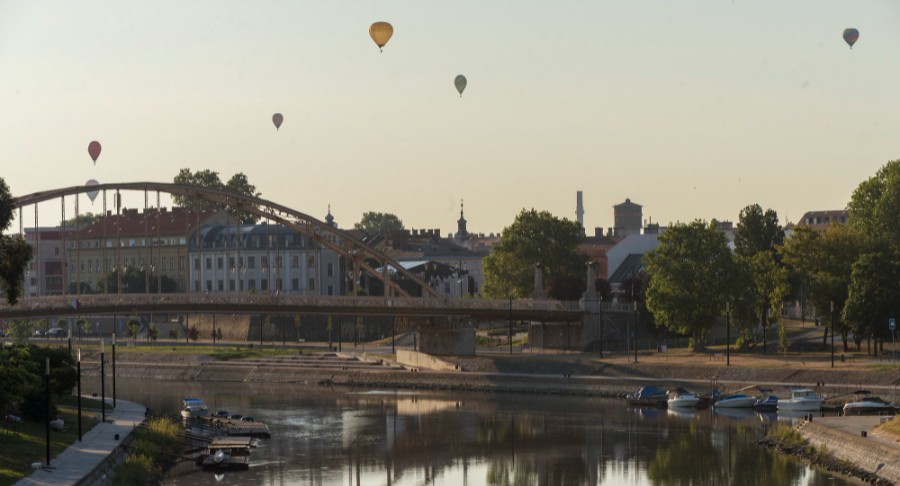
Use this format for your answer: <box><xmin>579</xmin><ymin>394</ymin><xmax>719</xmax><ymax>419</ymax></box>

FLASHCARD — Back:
<box><xmin>77</xmin><ymin>349</ymin><xmax>82</xmax><ymax>442</ymax></box>
<box><xmin>830</xmin><ymin>300</ymin><xmax>835</xmax><ymax>368</ymax></box>
<box><xmin>100</xmin><ymin>339</ymin><xmax>106</xmax><ymax>424</ymax></box>
<box><xmin>726</xmin><ymin>302</ymin><xmax>731</xmax><ymax>366</ymax></box>
<box><xmin>44</xmin><ymin>357</ymin><xmax>50</xmax><ymax>467</ymax></box>
<box><xmin>598</xmin><ymin>295</ymin><xmax>604</xmax><ymax>357</ymax></box>
<box><xmin>633</xmin><ymin>302</ymin><xmax>638</xmax><ymax>363</ymax></box>
<box><xmin>508</xmin><ymin>296</ymin><xmax>513</xmax><ymax>355</ymax></box>
<box><xmin>112</xmin><ymin>332</ymin><xmax>116</xmax><ymax>408</ymax></box>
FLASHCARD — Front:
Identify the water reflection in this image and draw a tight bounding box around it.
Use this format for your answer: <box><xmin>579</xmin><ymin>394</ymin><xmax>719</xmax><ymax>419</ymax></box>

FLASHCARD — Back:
<box><xmin>102</xmin><ymin>380</ymin><xmax>851</xmax><ymax>485</ymax></box>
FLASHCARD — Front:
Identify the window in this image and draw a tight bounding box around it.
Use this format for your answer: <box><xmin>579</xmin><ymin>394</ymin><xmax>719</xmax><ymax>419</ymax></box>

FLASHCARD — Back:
<box><xmin>261</xmin><ymin>279</ymin><xmax>268</xmax><ymax>291</ymax></box>
<box><xmin>230</xmin><ymin>279</ymin><xmax>236</xmax><ymax>291</ymax></box>
<box><xmin>308</xmin><ymin>278</ymin><xmax>315</xmax><ymax>291</ymax></box>
<box><xmin>291</xmin><ymin>256</ymin><xmax>299</xmax><ymax>268</ymax></box>
<box><xmin>307</xmin><ymin>256</ymin><xmax>315</xmax><ymax>267</ymax></box>
<box><xmin>162</xmin><ymin>257</ymin><xmax>167</xmax><ymax>270</ymax></box>
<box><xmin>206</xmin><ymin>280</ymin><xmax>212</xmax><ymax>291</ymax></box>
<box><xmin>217</xmin><ymin>257</ymin><xmax>223</xmax><ymax>269</ymax></box>
<box><xmin>327</xmin><ymin>285</ymin><xmax>334</xmax><ymax>296</ymax></box>
<box><xmin>80</xmin><ymin>261</ymin><xmax>85</xmax><ymax>271</ymax></box>
<box><xmin>291</xmin><ymin>278</ymin><xmax>299</xmax><ymax>290</ymax></box>
<box><xmin>326</xmin><ymin>262</ymin><xmax>334</xmax><ymax>277</ymax></box>
<box><xmin>194</xmin><ymin>280</ymin><xmax>201</xmax><ymax>291</ymax></box>
<box><xmin>276</xmin><ymin>278</ymin><xmax>282</xmax><ymax>291</ymax></box>
<box><xmin>179</xmin><ymin>256</ymin><xmax>185</xmax><ymax>270</ymax></box>
<box><xmin>218</xmin><ymin>280</ymin><xmax>224</xmax><ymax>291</ymax></box>
<box><xmin>248</xmin><ymin>256</ymin><xmax>256</xmax><ymax>268</ymax></box>
<box><xmin>248</xmin><ymin>279</ymin><xmax>256</xmax><ymax>290</ymax></box>
<box><xmin>88</xmin><ymin>260</ymin><xmax>93</xmax><ymax>272</ymax></box>
<box><xmin>261</xmin><ymin>256</ymin><xmax>269</xmax><ymax>268</ymax></box>
<box><xmin>205</xmin><ymin>257</ymin><xmax>212</xmax><ymax>270</ymax></box>
<box><xmin>54</xmin><ymin>247</ymin><xmax>59</xmax><ymax>256</ymax></box>
<box><xmin>229</xmin><ymin>257</ymin><xmax>235</xmax><ymax>270</ymax></box>
<box><xmin>275</xmin><ymin>256</ymin><xmax>282</xmax><ymax>267</ymax></box>
<box><xmin>194</xmin><ymin>257</ymin><xmax>200</xmax><ymax>270</ymax></box>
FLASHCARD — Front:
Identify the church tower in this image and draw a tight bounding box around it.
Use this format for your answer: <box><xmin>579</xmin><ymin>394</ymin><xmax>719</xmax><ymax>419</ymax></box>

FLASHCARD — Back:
<box><xmin>456</xmin><ymin>200</ymin><xmax>469</xmax><ymax>240</ymax></box>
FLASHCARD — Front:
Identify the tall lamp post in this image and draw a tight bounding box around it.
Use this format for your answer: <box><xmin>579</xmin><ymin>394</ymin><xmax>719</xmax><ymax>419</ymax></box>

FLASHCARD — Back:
<box><xmin>508</xmin><ymin>296</ymin><xmax>513</xmax><ymax>355</ymax></box>
<box><xmin>726</xmin><ymin>302</ymin><xmax>731</xmax><ymax>366</ymax></box>
<box><xmin>100</xmin><ymin>340</ymin><xmax>106</xmax><ymax>424</ymax></box>
<box><xmin>77</xmin><ymin>349</ymin><xmax>82</xmax><ymax>441</ymax></box>
<box><xmin>633</xmin><ymin>301</ymin><xmax>639</xmax><ymax>363</ymax></box>
<box><xmin>44</xmin><ymin>357</ymin><xmax>50</xmax><ymax>467</ymax></box>
<box><xmin>830</xmin><ymin>300</ymin><xmax>835</xmax><ymax>368</ymax></box>
<box><xmin>112</xmin><ymin>332</ymin><xmax>116</xmax><ymax>408</ymax></box>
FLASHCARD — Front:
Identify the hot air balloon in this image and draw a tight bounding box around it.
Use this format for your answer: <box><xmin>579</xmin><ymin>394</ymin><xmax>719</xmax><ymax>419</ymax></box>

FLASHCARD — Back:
<box><xmin>85</xmin><ymin>179</ymin><xmax>100</xmax><ymax>203</ymax></box>
<box><xmin>454</xmin><ymin>75</ymin><xmax>467</xmax><ymax>97</ymax></box>
<box><xmin>88</xmin><ymin>141</ymin><xmax>101</xmax><ymax>165</ymax></box>
<box><xmin>369</xmin><ymin>22</ymin><xmax>393</xmax><ymax>52</ymax></box>
<box><xmin>843</xmin><ymin>28</ymin><xmax>859</xmax><ymax>49</ymax></box>
<box><xmin>272</xmin><ymin>113</ymin><xmax>283</xmax><ymax>131</ymax></box>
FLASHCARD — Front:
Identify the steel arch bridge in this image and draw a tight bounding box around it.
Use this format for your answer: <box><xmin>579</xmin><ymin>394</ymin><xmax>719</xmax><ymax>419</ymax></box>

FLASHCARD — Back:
<box><xmin>3</xmin><ymin>182</ymin><xmax>586</xmax><ymax>322</ymax></box>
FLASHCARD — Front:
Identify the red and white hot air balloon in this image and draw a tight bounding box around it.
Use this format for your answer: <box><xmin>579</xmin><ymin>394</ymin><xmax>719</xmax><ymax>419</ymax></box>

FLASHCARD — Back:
<box><xmin>88</xmin><ymin>141</ymin><xmax>102</xmax><ymax>165</ymax></box>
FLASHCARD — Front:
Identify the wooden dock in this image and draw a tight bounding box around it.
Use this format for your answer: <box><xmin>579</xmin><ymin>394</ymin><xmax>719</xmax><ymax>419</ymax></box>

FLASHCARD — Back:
<box><xmin>197</xmin><ymin>416</ymin><xmax>272</xmax><ymax>438</ymax></box>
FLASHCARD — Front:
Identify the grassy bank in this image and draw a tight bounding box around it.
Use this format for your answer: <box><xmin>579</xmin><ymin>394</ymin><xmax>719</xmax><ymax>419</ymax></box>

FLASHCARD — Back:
<box><xmin>111</xmin><ymin>417</ymin><xmax>181</xmax><ymax>486</ymax></box>
<box><xmin>0</xmin><ymin>396</ymin><xmax>103</xmax><ymax>486</ymax></box>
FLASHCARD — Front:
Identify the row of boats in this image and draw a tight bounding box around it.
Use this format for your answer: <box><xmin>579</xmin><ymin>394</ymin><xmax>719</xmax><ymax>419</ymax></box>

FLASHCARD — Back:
<box><xmin>628</xmin><ymin>386</ymin><xmax>899</xmax><ymax>416</ymax></box>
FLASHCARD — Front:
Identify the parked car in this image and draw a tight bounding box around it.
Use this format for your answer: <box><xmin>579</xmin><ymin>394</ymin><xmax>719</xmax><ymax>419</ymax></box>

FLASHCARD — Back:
<box><xmin>33</xmin><ymin>329</ymin><xmax>45</xmax><ymax>337</ymax></box>
<box><xmin>46</xmin><ymin>328</ymin><xmax>67</xmax><ymax>338</ymax></box>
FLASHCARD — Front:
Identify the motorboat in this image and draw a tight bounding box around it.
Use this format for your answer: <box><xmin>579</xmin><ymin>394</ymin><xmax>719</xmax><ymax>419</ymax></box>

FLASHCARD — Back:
<box><xmin>843</xmin><ymin>396</ymin><xmax>897</xmax><ymax>416</ymax></box>
<box><xmin>753</xmin><ymin>395</ymin><xmax>779</xmax><ymax>412</ymax></box>
<box><xmin>778</xmin><ymin>388</ymin><xmax>824</xmax><ymax>412</ymax></box>
<box><xmin>713</xmin><ymin>394</ymin><xmax>757</xmax><ymax>408</ymax></box>
<box><xmin>197</xmin><ymin>436</ymin><xmax>252</xmax><ymax>471</ymax></box>
<box><xmin>626</xmin><ymin>386</ymin><xmax>668</xmax><ymax>407</ymax></box>
<box><xmin>181</xmin><ymin>398</ymin><xmax>209</xmax><ymax>419</ymax></box>
<box><xmin>214</xmin><ymin>410</ymin><xmax>230</xmax><ymax>418</ymax></box>
<box><xmin>667</xmin><ymin>388</ymin><xmax>702</xmax><ymax>408</ymax></box>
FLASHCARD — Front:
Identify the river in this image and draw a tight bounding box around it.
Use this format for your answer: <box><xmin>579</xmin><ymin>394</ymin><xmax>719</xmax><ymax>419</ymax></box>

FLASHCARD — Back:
<box><xmin>109</xmin><ymin>380</ymin><xmax>854</xmax><ymax>485</ymax></box>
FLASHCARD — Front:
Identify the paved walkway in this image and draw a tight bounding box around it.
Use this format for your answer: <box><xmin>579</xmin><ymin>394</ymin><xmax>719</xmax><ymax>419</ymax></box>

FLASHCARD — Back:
<box><xmin>14</xmin><ymin>398</ymin><xmax>147</xmax><ymax>486</ymax></box>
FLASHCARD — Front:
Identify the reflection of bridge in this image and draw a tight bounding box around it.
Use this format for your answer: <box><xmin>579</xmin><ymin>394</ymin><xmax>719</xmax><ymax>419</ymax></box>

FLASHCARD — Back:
<box><xmin>0</xmin><ymin>293</ymin><xmax>585</xmax><ymax>321</ymax></box>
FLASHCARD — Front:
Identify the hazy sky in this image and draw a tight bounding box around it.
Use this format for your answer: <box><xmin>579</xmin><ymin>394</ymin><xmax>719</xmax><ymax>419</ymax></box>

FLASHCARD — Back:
<box><xmin>2</xmin><ymin>1</ymin><xmax>899</xmax><ymax>235</ymax></box>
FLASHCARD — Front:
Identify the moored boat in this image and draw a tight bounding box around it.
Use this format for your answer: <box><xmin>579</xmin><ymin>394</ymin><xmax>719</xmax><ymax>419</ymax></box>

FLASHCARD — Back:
<box><xmin>778</xmin><ymin>388</ymin><xmax>824</xmax><ymax>412</ymax></box>
<box><xmin>753</xmin><ymin>395</ymin><xmax>779</xmax><ymax>412</ymax></box>
<box><xmin>181</xmin><ymin>398</ymin><xmax>209</xmax><ymax>419</ymax></box>
<box><xmin>197</xmin><ymin>436</ymin><xmax>253</xmax><ymax>471</ymax></box>
<box><xmin>713</xmin><ymin>394</ymin><xmax>757</xmax><ymax>409</ymax></box>
<box><xmin>843</xmin><ymin>396</ymin><xmax>897</xmax><ymax>416</ymax></box>
<box><xmin>626</xmin><ymin>386</ymin><xmax>667</xmax><ymax>407</ymax></box>
<box><xmin>667</xmin><ymin>388</ymin><xmax>701</xmax><ymax>408</ymax></box>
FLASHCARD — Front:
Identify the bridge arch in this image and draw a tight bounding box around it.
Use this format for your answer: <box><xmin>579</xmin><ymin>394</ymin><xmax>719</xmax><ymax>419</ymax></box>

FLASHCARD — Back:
<box><xmin>13</xmin><ymin>182</ymin><xmax>439</xmax><ymax>298</ymax></box>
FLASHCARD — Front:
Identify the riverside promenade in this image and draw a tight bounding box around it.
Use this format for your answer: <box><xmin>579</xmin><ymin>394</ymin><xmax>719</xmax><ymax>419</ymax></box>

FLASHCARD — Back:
<box><xmin>799</xmin><ymin>415</ymin><xmax>900</xmax><ymax>484</ymax></box>
<box><xmin>14</xmin><ymin>399</ymin><xmax>147</xmax><ymax>486</ymax></box>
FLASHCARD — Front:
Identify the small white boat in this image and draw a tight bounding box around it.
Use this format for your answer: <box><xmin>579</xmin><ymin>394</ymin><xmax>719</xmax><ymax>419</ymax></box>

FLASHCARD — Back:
<box><xmin>181</xmin><ymin>398</ymin><xmax>209</xmax><ymax>419</ymax></box>
<box><xmin>667</xmin><ymin>389</ymin><xmax>702</xmax><ymax>408</ymax></box>
<box><xmin>843</xmin><ymin>396</ymin><xmax>897</xmax><ymax>416</ymax></box>
<box><xmin>713</xmin><ymin>394</ymin><xmax>757</xmax><ymax>408</ymax></box>
<box><xmin>778</xmin><ymin>388</ymin><xmax>824</xmax><ymax>412</ymax></box>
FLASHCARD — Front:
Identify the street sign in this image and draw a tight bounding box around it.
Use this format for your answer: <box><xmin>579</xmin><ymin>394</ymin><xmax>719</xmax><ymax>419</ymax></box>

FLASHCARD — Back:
<box><xmin>890</xmin><ymin>318</ymin><xmax>896</xmax><ymax>331</ymax></box>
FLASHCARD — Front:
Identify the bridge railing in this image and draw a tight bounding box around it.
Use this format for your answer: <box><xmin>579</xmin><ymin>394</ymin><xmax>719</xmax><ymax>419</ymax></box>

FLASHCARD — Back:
<box><xmin>2</xmin><ymin>293</ymin><xmax>584</xmax><ymax>315</ymax></box>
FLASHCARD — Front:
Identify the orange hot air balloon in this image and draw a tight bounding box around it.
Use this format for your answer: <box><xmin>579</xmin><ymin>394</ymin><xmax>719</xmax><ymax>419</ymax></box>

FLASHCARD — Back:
<box><xmin>369</xmin><ymin>22</ymin><xmax>393</xmax><ymax>52</ymax></box>
<box><xmin>88</xmin><ymin>141</ymin><xmax>101</xmax><ymax>165</ymax></box>
<box><xmin>273</xmin><ymin>113</ymin><xmax>284</xmax><ymax>131</ymax></box>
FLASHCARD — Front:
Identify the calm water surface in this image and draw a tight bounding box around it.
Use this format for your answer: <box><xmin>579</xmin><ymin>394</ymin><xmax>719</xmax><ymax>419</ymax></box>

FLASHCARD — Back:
<box><xmin>111</xmin><ymin>381</ymin><xmax>855</xmax><ymax>486</ymax></box>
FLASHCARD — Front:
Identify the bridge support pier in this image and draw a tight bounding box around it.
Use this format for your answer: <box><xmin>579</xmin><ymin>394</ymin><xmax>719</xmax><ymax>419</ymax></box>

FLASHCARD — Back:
<box><xmin>417</xmin><ymin>327</ymin><xmax>475</xmax><ymax>356</ymax></box>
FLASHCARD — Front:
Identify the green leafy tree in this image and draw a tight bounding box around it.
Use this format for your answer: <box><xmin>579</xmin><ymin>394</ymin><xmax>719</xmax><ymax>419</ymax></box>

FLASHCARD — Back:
<box><xmin>172</xmin><ymin>169</ymin><xmax>261</xmax><ymax>223</ymax></box>
<box><xmin>779</xmin><ymin>224</ymin><xmax>861</xmax><ymax>351</ymax></box>
<box><xmin>187</xmin><ymin>326</ymin><xmax>199</xmax><ymax>341</ymax></box>
<box><xmin>644</xmin><ymin>220</ymin><xmax>735</xmax><ymax>351</ymax></box>
<box><xmin>353</xmin><ymin>212</ymin><xmax>404</xmax><ymax>235</ymax></box>
<box><xmin>734</xmin><ymin>204</ymin><xmax>785</xmax><ymax>257</ymax></box>
<box><xmin>127</xmin><ymin>318</ymin><xmax>141</xmax><ymax>341</ymax></box>
<box><xmin>844</xmin><ymin>159</ymin><xmax>900</xmax><ymax>351</ymax></box>
<box><xmin>0</xmin><ymin>345</ymin><xmax>35</xmax><ymax>418</ymax></box>
<box><xmin>733</xmin><ymin>251</ymin><xmax>790</xmax><ymax>352</ymax></box>
<box><xmin>483</xmin><ymin>209</ymin><xmax>587</xmax><ymax>299</ymax></box>
<box><xmin>168</xmin><ymin>328</ymin><xmax>180</xmax><ymax>340</ymax></box>
<box><xmin>148</xmin><ymin>323</ymin><xmax>159</xmax><ymax>342</ymax></box>
<box><xmin>0</xmin><ymin>177</ymin><xmax>33</xmax><ymax>305</ymax></box>
<box><xmin>60</xmin><ymin>212</ymin><xmax>101</xmax><ymax>229</ymax></box>
<box><xmin>8</xmin><ymin>320</ymin><xmax>33</xmax><ymax>344</ymax></box>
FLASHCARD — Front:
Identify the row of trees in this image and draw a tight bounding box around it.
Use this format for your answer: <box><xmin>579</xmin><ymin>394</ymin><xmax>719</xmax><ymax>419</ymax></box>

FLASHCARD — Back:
<box><xmin>0</xmin><ymin>344</ymin><xmax>75</xmax><ymax>423</ymax></box>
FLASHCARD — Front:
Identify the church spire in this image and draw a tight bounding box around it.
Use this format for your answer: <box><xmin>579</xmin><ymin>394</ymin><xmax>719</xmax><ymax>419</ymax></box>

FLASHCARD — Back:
<box><xmin>325</xmin><ymin>204</ymin><xmax>335</xmax><ymax>227</ymax></box>
<box><xmin>456</xmin><ymin>199</ymin><xmax>469</xmax><ymax>240</ymax></box>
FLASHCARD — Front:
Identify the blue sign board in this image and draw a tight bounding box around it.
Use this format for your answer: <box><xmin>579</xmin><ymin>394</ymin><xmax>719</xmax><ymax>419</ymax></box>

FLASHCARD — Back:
<box><xmin>890</xmin><ymin>318</ymin><xmax>896</xmax><ymax>331</ymax></box>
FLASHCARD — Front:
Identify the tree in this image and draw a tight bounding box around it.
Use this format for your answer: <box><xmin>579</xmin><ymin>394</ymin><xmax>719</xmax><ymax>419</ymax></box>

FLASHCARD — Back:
<box><xmin>168</xmin><ymin>328</ymin><xmax>180</xmax><ymax>340</ymax></box>
<box><xmin>0</xmin><ymin>345</ymin><xmax>35</xmax><ymax>418</ymax></box>
<box><xmin>187</xmin><ymin>326</ymin><xmax>199</xmax><ymax>341</ymax></box>
<box><xmin>172</xmin><ymin>169</ymin><xmax>261</xmax><ymax>223</ymax></box>
<box><xmin>843</xmin><ymin>250</ymin><xmax>899</xmax><ymax>350</ymax></box>
<box><xmin>779</xmin><ymin>224</ymin><xmax>861</xmax><ymax>351</ymax></box>
<box><xmin>644</xmin><ymin>220</ymin><xmax>735</xmax><ymax>351</ymax></box>
<box><xmin>148</xmin><ymin>323</ymin><xmax>159</xmax><ymax>342</ymax></box>
<box><xmin>8</xmin><ymin>320</ymin><xmax>33</xmax><ymax>344</ymax></box>
<box><xmin>127</xmin><ymin>318</ymin><xmax>141</xmax><ymax>341</ymax></box>
<box><xmin>847</xmin><ymin>159</ymin><xmax>900</xmax><ymax>253</ymax></box>
<box><xmin>483</xmin><ymin>209</ymin><xmax>587</xmax><ymax>299</ymax></box>
<box><xmin>733</xmin><ymin>251</ymin><xmax>790</xmax><ymax>352</ymax></box>
<box><xmin>0</xmin><ymin>178</ymin><xmax>33</xmax><ymax>305</ymax></box>
<box><xmin>60</xmin><ymin>212</ymin><xmax>101</xmax><ymax>229</ymax></box>
<box><xmin>353</xmin><ymin>212</ymin><xmax>404</xmax><ymax>235</ymax></box>
<box><xmin>734</xmin><ymin>204</ymin><xmax>784</xmax><ymax>257</ymax></box>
